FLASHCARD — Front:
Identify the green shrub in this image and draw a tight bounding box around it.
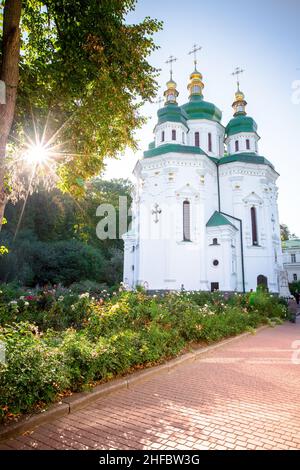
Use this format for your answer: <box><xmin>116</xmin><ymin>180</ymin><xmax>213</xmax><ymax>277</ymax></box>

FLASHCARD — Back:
<box><xmin>0</xmin><ymin>289</ymin><xmax>288</xmax><ymax>422</ymax></box>
<box><xmin>0</xmin><ymin>322</ymin><xmax>68</xmax><ymax>421</ymax></box>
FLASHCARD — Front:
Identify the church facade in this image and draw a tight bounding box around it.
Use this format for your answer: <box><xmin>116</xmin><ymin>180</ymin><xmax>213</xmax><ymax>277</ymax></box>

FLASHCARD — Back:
<box><xmin>123</xmin><ymin>63</ymin><xmax>286</xmax><ymax>294</ymax></box>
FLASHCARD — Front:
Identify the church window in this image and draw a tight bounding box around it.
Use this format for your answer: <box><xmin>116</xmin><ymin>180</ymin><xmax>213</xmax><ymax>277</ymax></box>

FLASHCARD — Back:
<box><xmin>131</xmin><ymin>265</ymin><xmax>135</xmax><ymax>271</ymax></box>
<box><xmin>182</xmin><ymin>132</ymin><xmax>185</xmax><ymax>144</ymax></box>
<box><xmin>183</xmin><ymin>200</ymin><xmax>191</xmax><ymax>241</ymax></box>
<box><xmin>235</xmin><ymin>140</ymin><xmax>239</xmax><ymax>152</ymax></box>
<box><xmin>213</xmin><ymin>238</ymin><xmax>218</xmax><ymax>245</ymax></box>
<box><xmin>251</xmin><ymin>206</ymin><xmax>258</xmax><ymax>245</ymax></box>
<box><xmin>213</xmin><ymin>259</ymin><xmax>219</xmax><ymax>266</ymax></box>
<box><xmin>246</xmin><ymin>139</ymin><xmax>250</xmax><ymax>150</ymax></box>
<box><xmin>274</xmin><ymin>249</ymin><xmax>277</xmax><ymax>263</ymax></box>
<box><xmin>172</xmin><ymin>130</ymin><xmax>176</xmax><ymax>141</ymax></box>
<box><xmin>161</xmin><ymin>131</ymin><xmax>165</xmax><ymax>142</ymax></box>
<box><xmin>195</xmin><ymin>132</ymin><xmax>200</xmax><ymax>147</ymax></box>
<box><xmin>291</xmin><ymin>254</ymin><xmax>296</xmax><ymax>263</ymax></box>
<box><xmin>293</xmin><ymin>274</ymin><xmax>298</xmax><ymax>281</ymax></box>
<box><xmin>208</xmin><ymin>133</ymin><xmax>212</xmax><ymax>152</ymax></box>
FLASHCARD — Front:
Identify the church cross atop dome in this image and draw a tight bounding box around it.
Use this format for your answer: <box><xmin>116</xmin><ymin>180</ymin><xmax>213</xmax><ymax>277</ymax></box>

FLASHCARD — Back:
<box><xmin>231</xmin><ymin>66</ymin><xmax>245</xmax><ymax>91</ymax></box>
<box><xmin>231</xmin><ymin>67</ymin><xmax>247</xmax><ymax>116</ymax></box>
<box><xmin>188</xmin><ymin>44</ymin><xmax>202</xmax><ymax>71</ymax></box>
<box><xmin>164</xmin><ymin>55</ymin><xmax>179</xmax><ymax>104</ymax></box>
<box><xmin>166</xmin><ymin>55</ymin><xmax>178</xmax><ymax>81</ymax></box>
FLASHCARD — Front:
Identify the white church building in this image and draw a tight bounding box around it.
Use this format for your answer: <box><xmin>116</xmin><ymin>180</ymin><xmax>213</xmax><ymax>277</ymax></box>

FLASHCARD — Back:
<box><xmin>123</xmin><ymin>60</ymin><xmax>287</xmax><ymax>294</ymax></box>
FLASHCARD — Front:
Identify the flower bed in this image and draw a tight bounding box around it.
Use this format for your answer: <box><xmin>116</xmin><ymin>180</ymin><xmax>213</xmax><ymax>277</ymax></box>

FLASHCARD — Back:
<box><xmin>0</xmin><ymin>285</ymin><xmax>288</xmax><ymax>423</ymax></box>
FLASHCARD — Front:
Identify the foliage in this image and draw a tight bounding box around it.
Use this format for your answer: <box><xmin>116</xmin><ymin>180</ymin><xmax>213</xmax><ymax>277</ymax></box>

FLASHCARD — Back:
<box><xmin>1</xmin><ymin>0</ymin><xmax>162</xmax><ymax>199</ymax></box>
<box><xmin>0</xmin><ymin>287</ymin><xmax>288</xmax><ymax>422</ymax></box>
<box><xmin>289</xmin><ymin>281</ymin><xmax>300</xmax><ymax>297</ymax></box>
<box><xmin>280</xmin><ymin>223</ymin><xmax>298</xmax><ymax>241</ymax></box>
<box><xmin>0</xmin><ymin>178</ymin><xmax>132</xmax><ymax>286</ymax></box>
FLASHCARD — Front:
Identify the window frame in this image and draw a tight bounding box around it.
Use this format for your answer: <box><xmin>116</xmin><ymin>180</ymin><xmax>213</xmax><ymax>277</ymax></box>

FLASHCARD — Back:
<box><xmin>183</xmin><ymin>200</ymin><xmax>191</xmax><ymax>242</ymax></box>
<box><xmin>208</xmin><ymin>132</ymin><xmax>212</xmax><ymax>152</ymax></box>
<box><xmin>251</xmin><ymin>206</ymin><xmax>259</xmax><ymax>246</ymax></box>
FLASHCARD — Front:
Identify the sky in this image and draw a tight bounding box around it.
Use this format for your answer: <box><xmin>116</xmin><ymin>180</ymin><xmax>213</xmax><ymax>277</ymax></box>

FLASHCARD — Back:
<box><xmin>103</xmin><ymin>0</ymin><xmax>300</xmax><ymax>236</ymax></box>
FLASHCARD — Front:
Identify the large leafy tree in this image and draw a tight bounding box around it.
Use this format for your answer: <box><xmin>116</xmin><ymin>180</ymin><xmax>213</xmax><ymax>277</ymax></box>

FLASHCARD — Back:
<box><xmin>0</xmin><ymin>0</ymin><xmax>161</xmax><ymax>225</ymax></box>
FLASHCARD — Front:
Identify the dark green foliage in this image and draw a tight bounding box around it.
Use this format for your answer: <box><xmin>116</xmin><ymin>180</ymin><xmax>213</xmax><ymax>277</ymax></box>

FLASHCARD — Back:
<box><xmin>0</xmin><ymin>288</ymin><xmax>288</xmax><ymax>422</ymax></box>
<box><xmin>0</xmin><ymin>178</ymin><xmax>132</xmax><ymax>286</ymax></box>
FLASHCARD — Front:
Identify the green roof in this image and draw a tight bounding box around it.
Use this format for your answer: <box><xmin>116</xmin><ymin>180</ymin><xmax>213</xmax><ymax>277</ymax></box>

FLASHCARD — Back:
<box><xmin>181</xmin><ymin>95</ymin><xmax>222</xmax><ymax>123</ymax></box>
<box><xmin>206</xmin><ymin>211</ymin><xmax>237</xmax><ymax>229</ymax></box>
<box><xmin>148</xmin><ymin>141</ymin><xmax>155</xmax><ymax>150</ymax></box>
<box><xmin>282</xmin><ymin>239</ymin><xmax>300</xmax><ymax>250</ymax></box>
<box><xmin>226</xmin><ymin>114</ymin><xmax>258</xmax><ymax>137</ymax></box>
<box><xmin>156</xmin><ymin>103</ymin><xmax>188</xmax><ymax>128</ymax></box>
<box><xmin>218</xmin><ymin>152</ymin><xmax>275</xmax><ymax>170</ymax></box>
<box><xmin>144</xmin><ymin>143</ymin><xmax>207</xmax><ymax>159</ymax></box>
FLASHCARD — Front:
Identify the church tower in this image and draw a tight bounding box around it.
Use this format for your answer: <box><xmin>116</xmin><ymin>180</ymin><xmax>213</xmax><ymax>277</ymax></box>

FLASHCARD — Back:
<box><xmin>123</xmin><ymin>55</ymin><xmax>285</xmax><ymax>294</ymax></box>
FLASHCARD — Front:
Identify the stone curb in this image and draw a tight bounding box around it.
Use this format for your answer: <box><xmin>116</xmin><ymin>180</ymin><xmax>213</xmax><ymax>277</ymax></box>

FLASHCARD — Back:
<box><xmin>0</xmin><ymin>325</ymin><xmax>269</xmax><ymax>442</ymax></box>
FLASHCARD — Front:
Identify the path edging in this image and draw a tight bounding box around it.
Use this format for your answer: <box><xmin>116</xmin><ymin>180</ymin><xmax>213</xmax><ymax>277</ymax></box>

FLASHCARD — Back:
<box><xmin>0</xmin><ymin>325</ymin><xmax>269</xmax><ymax>442</ymax></box>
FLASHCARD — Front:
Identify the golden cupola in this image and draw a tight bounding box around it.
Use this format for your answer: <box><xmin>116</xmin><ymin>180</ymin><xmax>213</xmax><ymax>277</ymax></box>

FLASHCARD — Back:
<box><xmin>187</xmin><ymin>68</ymin><xmax>204</xmax><ymax>98</ymax></box>
<box><xmin>232</xmin><ymin>85</ymin><xmax>248</xmax><ymax>116</ymax></box>
<box><xmin>163</xmin><ymin>78</ymin><xmax>179</xmax><ymax>105</ymax></box>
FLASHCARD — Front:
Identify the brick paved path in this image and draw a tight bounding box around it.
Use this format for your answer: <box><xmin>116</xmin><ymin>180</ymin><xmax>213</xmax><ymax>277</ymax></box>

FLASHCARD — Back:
<box><xmin>1</xmin><ymin>322</ymin><xmax>300</xmax><ymax>450</ymax></box>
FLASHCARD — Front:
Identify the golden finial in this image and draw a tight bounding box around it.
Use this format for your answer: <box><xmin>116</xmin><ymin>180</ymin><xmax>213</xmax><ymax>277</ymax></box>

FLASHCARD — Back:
<box><xmin>164</xmin><ymin>56</ymin><xmax>179</xmax><ymax>104</ymax></box>
<box><xmin>187</xmin><ymin>45</ymin><xmax>204</xmax><ymax>97</ymax></box>
<box><xmin>231</xmin><ymin>67</ymin><xmax>247</xmax><ymax>115</ymax></box>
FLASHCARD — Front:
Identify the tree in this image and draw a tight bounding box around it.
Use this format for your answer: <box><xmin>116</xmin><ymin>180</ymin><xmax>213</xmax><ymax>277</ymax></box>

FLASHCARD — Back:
<box><xmin>280</xmin><ymin>224</ymin><xmax>298</xmax><ymax>241</ymax></box>
<box><xmin>0</xmin><ymin>177</ymin><xmax>132</xmax><ymax>285</ymax></box>
<box><xmin>0</xmin><ymin>0</ymin><xmax>161</xmax><ymax>225</ymax></box>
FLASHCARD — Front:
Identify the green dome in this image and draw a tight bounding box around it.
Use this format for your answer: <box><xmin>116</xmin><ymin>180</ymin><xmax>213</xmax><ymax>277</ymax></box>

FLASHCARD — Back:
<box><xmin>181</xmin><ymin>95</ymin><xmax>222</xmax><ymax>123</ymax></box>
<box><xmin>226</xmin><ymin>114</ymin><xmax>258</xmax><ymax>137</ymax></box>
<box><xmin>156</xmin><ymin>103</ymin><xmax>188</xmax><ymax>128</ymax></box>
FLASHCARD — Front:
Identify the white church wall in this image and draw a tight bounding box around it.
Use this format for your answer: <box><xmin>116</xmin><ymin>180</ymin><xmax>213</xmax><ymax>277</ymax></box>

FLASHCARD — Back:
<box><xmin>226</xmin><ymin>132</ymin><xmax>259</xmax><ymax>155</ymax></box>
<box><xmin>132</xmin><ymin>153</ymin><xmax>219</xmax><ymax>291</ymax></box>
<box><xmin>186</xmin><ymin>120</ymin><xmax>225</xmax><ymax>157</ymax></box>
<box><xmin>155</xmin><ymin>122</ymin><xmax>188</xmax><ymax>148</ymax></box>
<box><xmin>219</xmin><ymin>162</ymin><xmax>282</xmax><ymax>292</ymax></box>
<box><xmin>206</xmin><ymin>226</ymin><xmax>238</xmax><ymax>292</ymax></box>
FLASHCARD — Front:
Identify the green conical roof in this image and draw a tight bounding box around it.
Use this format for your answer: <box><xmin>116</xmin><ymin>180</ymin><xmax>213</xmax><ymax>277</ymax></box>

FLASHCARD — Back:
<box><xmin>156</xmin><ymin>103</ymin><xmax>188</xmax><ymax>128</ymax></box>
<box><xmin>181</xmin><ymin>95</ymin><xmax>222</xmax><ymax>123</ymax></box>
<box><xmin>226</xmin><ymin>114</ymin><xmax>258</xmax><ymax>137</ymax></box>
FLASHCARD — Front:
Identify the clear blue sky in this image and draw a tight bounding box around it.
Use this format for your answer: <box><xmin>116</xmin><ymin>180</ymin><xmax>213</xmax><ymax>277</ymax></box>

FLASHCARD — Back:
<box><xmin>104</xmin><ymin>0</ymin><xmax>300</xmax><ymax>236</ymax></box>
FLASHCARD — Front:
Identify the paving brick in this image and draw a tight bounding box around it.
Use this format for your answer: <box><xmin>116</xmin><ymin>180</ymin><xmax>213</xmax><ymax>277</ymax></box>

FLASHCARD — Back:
<box><xmin>1</xmin><ymin>323</ymin><xmax>300</xmax><ymax>450</ymax></box>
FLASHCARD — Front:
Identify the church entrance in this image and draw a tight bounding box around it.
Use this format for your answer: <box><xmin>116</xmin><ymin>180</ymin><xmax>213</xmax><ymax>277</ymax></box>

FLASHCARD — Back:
<box><xmin>211</xmin><ymin>282</ymin><xmax>219</xmax><ymax>292</ymax></box>
<box><xmin>257</xmin><ymin>275</ymin><xmax>268</xmax><ymax>290</ymax></box>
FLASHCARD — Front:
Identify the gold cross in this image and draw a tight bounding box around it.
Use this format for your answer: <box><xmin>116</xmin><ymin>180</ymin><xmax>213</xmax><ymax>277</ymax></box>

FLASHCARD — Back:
<box><xmin>188</xmin><ymin>44</ymin><xmax>202</xmax><ymax>69</ymax></box>
<box><xmin>166</xmin><ymin>55</ymin><xmax>178</xmax><ymax>80</ymax></box>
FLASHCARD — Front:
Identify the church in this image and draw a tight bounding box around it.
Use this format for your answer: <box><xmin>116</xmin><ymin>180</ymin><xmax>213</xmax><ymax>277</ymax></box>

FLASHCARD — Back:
<box><xmin>123</xmin><ymin>54</ymin><xmax>286</xmax><ymax>294</ymax></box>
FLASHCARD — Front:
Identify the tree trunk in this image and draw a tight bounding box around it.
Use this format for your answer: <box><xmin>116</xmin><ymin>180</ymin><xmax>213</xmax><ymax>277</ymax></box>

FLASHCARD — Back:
<box><xmin>0</xmin><ymin>0</ymin><xmax>22</xmax><ymax>228</ymax></box>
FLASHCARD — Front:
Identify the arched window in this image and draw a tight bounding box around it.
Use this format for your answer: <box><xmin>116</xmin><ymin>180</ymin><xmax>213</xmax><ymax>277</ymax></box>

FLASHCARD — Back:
<box><xmin>195</xmin><ymin>132</ymin><xmax>200</xmax><ymax>147</ymax></box>
<box><xmin>183</xmin><ymin>200</ymin><xmax>191</xmax><ymax>241</ymax></box>
<box><xmin>213</xmin><ymin>238</ymin><xmax>218</xmax><ymax>245</ymax></box>
<box><xmin>208</xmin><ymin>133</ymin><xmax>212</xmax><ymax>152</ymax></box>
<box><xmin>235</xmin><ymin>140</ymin><xmax>239</xmax><ymax>152</ymax></box>
<box><xmin>246</xmin><ymin>139</ymin><xmax>250</xmax><ymax>150</ymax></box>
<box><xmin>161</xmin><ymin>131</ymin><xmax>165</xmax><ymax>142</ymax></box>
<box><xmin>182</xmin><ymin>132</ymin><xmax>185</xmax><ymax>144</ymax></box>
<box><xmin>172</xmin><ymin>130</ymin><xmax>176</xmax><ymax>141</ymax></box>
<box><xmin>251</xmin><ymin>206</ymin><xmax>258</xmax><ymax>245</ymax></box>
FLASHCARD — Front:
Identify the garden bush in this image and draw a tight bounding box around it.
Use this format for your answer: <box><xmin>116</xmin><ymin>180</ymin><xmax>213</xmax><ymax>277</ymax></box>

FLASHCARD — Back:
<box><xmin>0</xmin><ymin>286</ymin><xmax>288</xmax><ymax>423</ymax></box>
